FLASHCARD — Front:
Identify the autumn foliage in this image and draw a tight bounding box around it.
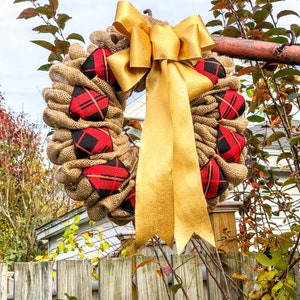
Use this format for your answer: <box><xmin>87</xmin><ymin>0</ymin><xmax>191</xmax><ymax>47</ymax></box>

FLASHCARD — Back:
<box><xmin>0</xmin><ymin>91</ymin><xmax>77</xmax><ymax>267</ymax></box>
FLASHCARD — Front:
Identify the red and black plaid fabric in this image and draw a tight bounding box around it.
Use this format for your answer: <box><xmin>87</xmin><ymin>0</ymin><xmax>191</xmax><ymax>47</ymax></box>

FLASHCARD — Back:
<box><xmin>200</xmin><ymin>157</ymin><xmax>228</xmax><ymax>199</ymax></box>
<box><xmin>80</xmin><ymin>48</ymin><xmax>116</xmax><ymax>85</ymax></box>
<box><xmin>69</xmin><ymin>85</ymin><xmax>109</xmax><ymax>121</ymax></box>
<box><xmin>195</xmin><ymin>57</ymin><xmax>226</xmax><ymax>84</ymax></box>
<box><xmin>83</xmin><ymin>158</ymin><xmax>129</xmax><ymax>199</ymax></box>
<box><xmin>215</xmin><ymin>90</ymin><xmax>246</xmax><ymax>120</ymax></box>
<box><xmin>71</xmin><ymin>127</ymin><xmax>113</xmax><ymax>159</ymax></box>
<box><xmin>120</xmin><ymin>188</ymin><xmax>136</xmax><ymax>214</ymax></box>
<box><xmin>216</xmin><ymin>125</ymin><xmax>245</xmax><ymax>163</ymax></box>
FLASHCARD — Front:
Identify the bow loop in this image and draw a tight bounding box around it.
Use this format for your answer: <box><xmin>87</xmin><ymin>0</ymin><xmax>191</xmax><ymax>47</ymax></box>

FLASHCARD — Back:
<box><xmin>113</xmin><ymin>1</ymin><xmax>149</xmax><ymax>38</ymax></box>
<box><xmin>130</xmin><ymin>27</ymin><xmax>152</xmax><ymax>68</ymax></box>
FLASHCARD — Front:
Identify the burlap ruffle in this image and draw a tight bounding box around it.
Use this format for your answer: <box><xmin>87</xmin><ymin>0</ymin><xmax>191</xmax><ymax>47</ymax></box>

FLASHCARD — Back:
<box><xmin>43</xmin><ymin>27</ymin><xmax>139</xmax><ymax>223</ymax></box>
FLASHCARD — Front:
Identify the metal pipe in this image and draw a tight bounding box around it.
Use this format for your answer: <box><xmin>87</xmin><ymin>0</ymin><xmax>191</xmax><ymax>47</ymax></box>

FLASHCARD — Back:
<box><xmin>212</xmin><ymin>35</ymin><xmax>300</xmax><ymax>66</ymax></box>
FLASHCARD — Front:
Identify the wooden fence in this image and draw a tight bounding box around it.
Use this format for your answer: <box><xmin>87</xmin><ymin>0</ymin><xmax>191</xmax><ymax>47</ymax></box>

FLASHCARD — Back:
<box><xmin>0</xmin><ymin>254</ymin><xmax>269</xmax><ymax>300</ymax></box>
<box><xmin>0</xmin><ymin>255</ymin><xmax>236</xmax><ymax>300</ymax></box>
<box><xmin>1</xmin><ymin>255</ymin><xmax>300</xmax><ymax>300</ymax></box>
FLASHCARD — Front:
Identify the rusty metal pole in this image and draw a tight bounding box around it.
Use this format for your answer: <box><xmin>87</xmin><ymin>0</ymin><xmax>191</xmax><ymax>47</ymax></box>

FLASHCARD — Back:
<box><xmin>212</xmin><ymin>35</ymin><xmax>300</xmax><ymax>65</ymax></box>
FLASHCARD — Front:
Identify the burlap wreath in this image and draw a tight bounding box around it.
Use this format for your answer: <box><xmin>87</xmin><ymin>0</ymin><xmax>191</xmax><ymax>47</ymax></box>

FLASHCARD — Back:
<box><xmin>43</xmin><ymin>15</ymin><xmax>248</xmax><ymax>226</ymax></box>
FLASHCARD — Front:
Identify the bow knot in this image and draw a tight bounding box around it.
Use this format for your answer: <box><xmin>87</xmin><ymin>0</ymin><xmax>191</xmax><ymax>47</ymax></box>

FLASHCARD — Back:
<box><xmin>108</xmin><ymin>1</ymin><xmax>214</xmax><ymax>94</ymax></box>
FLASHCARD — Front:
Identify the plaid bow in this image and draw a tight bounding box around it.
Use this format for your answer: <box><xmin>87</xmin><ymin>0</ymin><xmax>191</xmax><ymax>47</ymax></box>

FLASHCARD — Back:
<box><xmin>201</xmin><ymin>157</ymin><xmax>229</xmax><ymax>199</ymax></box>
<box><xmin>80</xmin><ymin>48</ymin><xmax>116</xmax><ymax>85</ymax></box>
<box><xmin>216</xmin><ymin>125</ymin><xmax>245</xmax><ymax>163</ymax></box>
<box><xmin>71</xmin><ymin>127</ymin><xmax>113</xmax><ymax>159</ymax></box>
<box><xmin>215</xmin><ymin>90</ymin><xmax>246</xmax><ymax>120</ymax></box>
<box><xmin>195</xmin><ymin>57</ymin><xmax>226</xmax><ymax>84</ymax></box>
<box><xmin>83</xmin><ymin>158</ymin><xmax>129</xmax><ymax>199</ymax></box>
<box><xmin>69</xmin><ymin>85</ymin><xmax>109</xmax><ymax>121</ymax></box>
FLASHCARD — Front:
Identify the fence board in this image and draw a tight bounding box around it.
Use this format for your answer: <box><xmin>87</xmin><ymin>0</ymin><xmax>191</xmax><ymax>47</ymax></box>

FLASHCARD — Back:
<box><xmin>172</xmin><ymin>255</ymin><xmax>204</xmax><ymax>300</ymax></box>
<box><xmin>99</xmin><ymin>257</ymin><xmax>132</xmax><ymax>300</ymax></box>
<box><xmin>0</xmin><ymin>264</ymin><xmax>7</xmax><ymax>300</ymax></box>
<box><xmin>206</xmin><ymin>254</ymin><xmax>225</xmax><ymax>300</ymax></box>
<box><xmin>57</xmin><ymin>260</ymin><xmax>92</xmax><ymax>300</ymax></box>
<box><xmin>14</xmin><ymin>261</ymin><xmax>52</xmax><ymax>300</ymax></box>
<box><xmin>135</xmin><ymin>256</ymin><xmax>169</xmax><ymax>300</ymax></box>
<box><xmin>241</xmin><ymin>255</ymin><xmax>256</xmax><ymax>298</ymax></box>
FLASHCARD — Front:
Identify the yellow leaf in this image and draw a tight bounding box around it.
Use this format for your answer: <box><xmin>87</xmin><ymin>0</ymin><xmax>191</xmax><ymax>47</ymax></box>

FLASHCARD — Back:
<box><xmin>232</xmin><ymin>272</ymin><xmax>247</xmax><ymax>280</ymax></box>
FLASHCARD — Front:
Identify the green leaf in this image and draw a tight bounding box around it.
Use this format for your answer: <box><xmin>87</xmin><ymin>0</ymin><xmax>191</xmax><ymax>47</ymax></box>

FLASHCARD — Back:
<box><xmin>58</xmin><ymin>241</ymin><xmax>65</xmax><ymax>252</ymax></box>
<box><xmin>261</xmin><ymin>294</ymin><xmax>272</xmax><ymax>300</ymax></box>
<box><xmin>253</xmin><ymin>8</ymin><xmax>269</xmax><ymax>23</ymax></box>
<box><xmin>237</xmin><ymin>9</ymin><xmax>252</xmax><ymax>19</ymax></box>
<box><xmin>290</xmin><ymin>134</ymin><xmax>300</xmax><ymax>146</ymax></box>
<box><xmin>222</xmin><ymin>25</ymin><xmax>241</xmax><ymax>37</ymax></box>
<box><xmin>206</xmin><ymin>19</ymin><xmax>223</xmax><ymax>27</ymax></box>
<box><xmin>56</xmin><ymin>13</ymin><xmax>72</xmax><ymax>30</ymax></box>
<box><xmin>31</xmin><ymin>40</ymin><xmax>56</xmax><ymax>51</ymax></box>
<box><xmin>35</xmin><ymin>5</ymin><xmax>55</xmax><ymax>18</ymax></box>
<box><xmin>277</xmin><ymin>10</ymin><xmax>300</xmax><ymax>20</ymax></box>
<box><xmin>226</xmin><ymin>14</ymin><xmax>237</xmax><ymax>26</ymax></box>
<box><xmin>17</xmin><ymin>8</ymin><xmax>38</xmax><ymax>19</ymax></box>
<box><xmin>247</xmin><ymin>115</ymin><xmax>265</xmax><ymax>122</ymax></box>
<box><xmin>257</xmin><ymin>252</ymin><xmax>281</xmax><ymax>267</ymax></box>
<box><xmin>66</xmin><ymin>33</ymin><xmax>85</xmax><ymax>43</ymax></box>
<box><xmin>266</xmin><ymin>131</ymin><xmax>286</xmax><ymax>146</ymax></box>
<box><xmin>213</xmin><ymin>10</ymin><xmax>221</xmax><ymax>19</ymax></box>
<box><xmin>99</xmin><ymin>241</ymin><xmax>110</xmax><ymax>251</ymax></box>
<box><xmin>262</xmin><ymin>27</ymin><xmax>286</xmax><ymax>39</ymax></box>
<box><xmin>74</xmin><ymin>215</ymin><xmax>80</xmax><ymax>224</ymax></box>
<box><xmin>276</xmin><ymin>152</ymin><xmax>292</xmax><ymax>165</ymax></box>
<box><xmin>281</xmin><ymin>177</ymin><xmax>299</xmax><ymax>188</ymax></box>
<box><xmin>64</xmin><ymin>293</ymin><xmax>77</xmax><ymax>300</ymax></box>
<box><xmin>128</xmin><ymin>133</ymin><xmax>141</xmax><ymax>142</ymax></box>
<box><xmin>273</xmin><ymin>68</ymin><xmax>300</xmax><ymax>80</ymax></box>
<box><xmin>285</xmin><ymin>286</ymin><xmax>297</xmax><ymax>299</ymax></box>
<box><xmin>271</xmin><ymin>281</ymin><xmax>283</xmax><ymax>297</ymax></box>
<box><xmin>290</xmin><ymin>24</ymin><xmax>300</xmax><ymax>37</ymax></box>
<box><xmin>288</xmin><ymin>92</ymin><xmax>300</xmax><ymax>101</ymax></box>
<box><xmin>255</xmin><ymin>21</ymin><xmax>274</xmax><ymax>29</ymax></box>
<box><xmin>38</xmin><ymin>64</ymin><xmax>52</xmax><ymax>71</ymax></box>
<box><xmin>54</xmin><ymin>39</ymin><xmax>70</xmax><ymax>55</ymax></box>
<box><xmin>268</xmin><ymin>36</ymin><xmax>289</xmax><ymax>43</ymax></box>
<box><xmin>121</xmin><ymin>248</ymin><xmax>130</xmax><ymax>258</ymax></box>
<box><xmin>262</xmin><ymin>3</ymin><xmax>273</xmax><ymax>12</ymax></box>
<box><xmin>48</xmin><ymin>52</ymin><xmax>63</xmax><ymax>62</ymax></box>
<box><xmin>171</xmin><ymin>284</ymin><xmax>182</xmax><ymax>294</ymax></box>
<box><xmin>70</xmin><ymin>224</ymin><xmax>79</xmax><ymax>231</ymax></box>
<box><xmin>32</xmin><ymin>24</ymin><xmax>58</xmax><ymax>34</ymax></box>
<box><xmin>245</xmin><ymin>21</ymin><xmax>255</xmax><ymax>30</ymax></box>
<box><xmin>13</xmin><ymin>0</ymin><xmax>31</xmax><ymax>3</ymax></box>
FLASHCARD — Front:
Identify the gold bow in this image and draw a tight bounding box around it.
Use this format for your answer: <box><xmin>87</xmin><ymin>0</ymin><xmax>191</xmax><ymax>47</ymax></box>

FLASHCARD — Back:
<box><xmin>107</xmin><ymin>1</ymin><xmax>216</xmax><ymax>252</ymax></box>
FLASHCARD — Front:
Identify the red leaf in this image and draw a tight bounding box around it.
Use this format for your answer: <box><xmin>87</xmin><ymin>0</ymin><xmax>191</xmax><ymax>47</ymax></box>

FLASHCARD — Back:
<box><xmin>17</xmin><ymin>8</ymin><xmax>38</xmax><ymax>19</ymax></box>
<box><xmin>211</xmin><ymin>3</ymin><xmax>230</xmax><ymax>11</ymax></box>
<box><xmin>49</xmin><ymin>0</ymin><xmax>59</xmax><ymax>12</ymax></box>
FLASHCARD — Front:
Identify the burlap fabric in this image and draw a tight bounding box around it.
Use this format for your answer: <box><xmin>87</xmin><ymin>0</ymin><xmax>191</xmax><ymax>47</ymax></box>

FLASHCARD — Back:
<box><xmin>192</xmin><ymin>53</ymin><xmax>248</xmax><ymax>207</ymax></box>
<box><xmin>43</xmin><ymin>20</ymin><xmax>248</xmax><ymax>224</ymax></box>
<box><xmin>43</xmin><ymin>27</ymin><xmax>138</xmax><ymax>224</ymax></box>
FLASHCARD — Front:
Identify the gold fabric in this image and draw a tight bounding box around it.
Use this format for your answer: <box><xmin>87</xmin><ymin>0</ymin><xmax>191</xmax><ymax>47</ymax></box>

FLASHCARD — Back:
<box><xmin>107</xmin><ymin>1</ymin><xmax>216</xmax><ymax>252</ymax></box>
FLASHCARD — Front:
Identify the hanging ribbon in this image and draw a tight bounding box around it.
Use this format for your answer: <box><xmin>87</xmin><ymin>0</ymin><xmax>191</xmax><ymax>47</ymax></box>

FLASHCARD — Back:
<box><xmin>107</xmin><ymin>1</ymin><xmax>216</xmax><ymax>252</ymax></box>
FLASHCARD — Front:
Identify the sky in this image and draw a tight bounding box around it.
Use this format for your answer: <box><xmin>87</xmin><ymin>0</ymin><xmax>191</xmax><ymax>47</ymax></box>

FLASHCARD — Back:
<box><xmin>0</xmin><ymin>0</ymin><xmax>299</xmax><ymax>122</ymax></box>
